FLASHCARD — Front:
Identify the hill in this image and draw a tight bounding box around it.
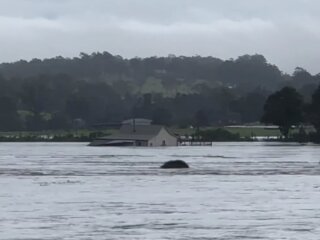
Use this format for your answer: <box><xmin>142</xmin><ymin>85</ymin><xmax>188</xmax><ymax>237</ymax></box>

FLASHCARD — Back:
<box><xmin>0</xmin><ymin>52</ymin><xmax>319</xmax><ymax>131</ymax></box>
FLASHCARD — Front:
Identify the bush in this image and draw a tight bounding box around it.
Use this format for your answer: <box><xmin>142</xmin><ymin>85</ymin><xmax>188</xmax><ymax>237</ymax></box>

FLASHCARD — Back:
<box><xmin>197</xmin><ymin>128</ymin><xmax>241</xmax><ymax>141</ymax></box>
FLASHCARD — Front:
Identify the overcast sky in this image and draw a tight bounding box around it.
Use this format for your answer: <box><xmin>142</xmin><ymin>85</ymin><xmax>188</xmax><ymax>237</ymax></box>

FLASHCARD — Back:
<box><xmin>0</xmin><ymin>0</ymin><xmax>320</xmax><ymax>74</ymax></box>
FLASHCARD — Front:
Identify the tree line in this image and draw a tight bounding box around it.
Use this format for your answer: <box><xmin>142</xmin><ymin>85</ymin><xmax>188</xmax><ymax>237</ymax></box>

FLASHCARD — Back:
<box><xmin>0</xmin><ymin>52</ymin><xmax>319</xmax><ymax>132</ymax></box>
<box><xmin>261</xmin><ymin>85</ymin><xmax>320</xmax><ymax>141</ymax></box>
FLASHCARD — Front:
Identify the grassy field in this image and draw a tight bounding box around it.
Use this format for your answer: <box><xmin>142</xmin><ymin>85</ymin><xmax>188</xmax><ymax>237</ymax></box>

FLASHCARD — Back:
<box><xmin>171</xmin><ymin>126</ymin><xmax>282</xmax><ymax>138</ymax></box>
<box><xmin>225</xmin><ymin>127</ymin><xmax>281</xmax><ymax>138</ymax></box>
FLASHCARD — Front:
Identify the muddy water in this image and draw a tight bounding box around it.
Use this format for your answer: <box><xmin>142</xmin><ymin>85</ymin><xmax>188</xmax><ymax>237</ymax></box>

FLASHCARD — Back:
<box><xmin>0</xmin><ymin>142</ymin><xmax>320</xmax><ymax>239</ymax></box>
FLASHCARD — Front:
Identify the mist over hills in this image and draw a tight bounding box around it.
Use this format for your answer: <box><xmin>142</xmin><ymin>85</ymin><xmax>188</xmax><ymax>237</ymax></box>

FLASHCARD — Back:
<box><xmin>1</xmin><ymin>52</ymin><xmax>319</xmax><ymax>94</ymax></box>
<box><xmin>0</xmin><ymin>51</ymin><xmax>319</xmax><ymax>131</ymax></box>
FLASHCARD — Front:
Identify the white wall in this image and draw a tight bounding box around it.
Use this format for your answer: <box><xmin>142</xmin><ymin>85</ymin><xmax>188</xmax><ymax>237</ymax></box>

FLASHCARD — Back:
<box><xmin>148</xmin><ymin>128</ymin><xmax>177</xmax><ymax>147</ymax></box>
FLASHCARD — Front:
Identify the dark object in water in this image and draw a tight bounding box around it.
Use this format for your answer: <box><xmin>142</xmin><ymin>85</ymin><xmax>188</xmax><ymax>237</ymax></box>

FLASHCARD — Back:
<box><xmin>161</xmin><ymin>160</ymin><xmax>189</xmax><ymax>169</ymax></box>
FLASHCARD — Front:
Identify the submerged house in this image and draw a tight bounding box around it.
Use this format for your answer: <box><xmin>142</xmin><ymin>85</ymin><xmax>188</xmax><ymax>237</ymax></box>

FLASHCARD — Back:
<box><xmin>90</xmin><ymin>119</ymin><xmax>178</xmax><ymax>147</ymax></box>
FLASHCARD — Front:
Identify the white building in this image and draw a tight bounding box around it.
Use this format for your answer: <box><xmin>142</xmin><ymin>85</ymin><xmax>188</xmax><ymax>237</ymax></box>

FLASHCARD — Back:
<box><xmin>90</xmin><ymin>120</ymin><xmax>178</xmax><ymax>147</ymax></box>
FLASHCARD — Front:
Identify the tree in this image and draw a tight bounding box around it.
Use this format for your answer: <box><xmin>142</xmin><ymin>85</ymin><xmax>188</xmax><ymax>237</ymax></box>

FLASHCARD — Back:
<box><xmin>19</xmin><ymin>77</ymin><xmax>50</xmax><ymax>130</ymax></box>
<box><xmin>0</xmin><ymin>96</ymin><xmax>21</xmax><ymax>131</ymax></box>
<box><xmin>47</xmin><ymin>112</ymin><xmax>71</xmax><ymax>130</ymax></box>
<box><xmin>231</xmin><ymin>90</ymin><xmax>268</xmax><ymax>123</ymax></box>
<box><xmin>308</xmin><ymin>85</ymin><xmax>320</xmax><ymax>133</ymax></box>
<box><xmin>292</xmin><ymin>67</ymin><xmax>314</xmax><ymax>88</ymax></box>
<box><xmin>66</xmin><ymin>94</ymin><xmax>90</xmax><ymax>121</ymax></box>
<box><xmin>261</xmin><ymin>87</ymin><xmax>303</xmax><ymax>138</ymax></box>
<box><xmin>152</xmin><ymin>107</ymin><xmax>172</xmax><ymax>126</ymax></box>
<box><xmin>193</xmin><ymin>109</ymin><xmax>209</xmax><ymax>134</ymax></box>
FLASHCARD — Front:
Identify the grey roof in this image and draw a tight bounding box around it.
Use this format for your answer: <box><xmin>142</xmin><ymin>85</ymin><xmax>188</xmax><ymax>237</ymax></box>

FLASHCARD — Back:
<box><xmin>100</xmin><ymin>124</ymin><xmax>163</xmax><ymax>141</ymax></box>
<box><xmin>122</xmin><ymin>118</ymin><xmax>152</xmax><ymax>126</ymax></box>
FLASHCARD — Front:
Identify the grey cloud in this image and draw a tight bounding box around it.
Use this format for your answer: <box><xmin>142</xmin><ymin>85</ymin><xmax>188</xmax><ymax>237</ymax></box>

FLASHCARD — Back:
<box><xmin>0</xmin><ymin>0</ymin><xmax>320</xmax><ymax>74</ymax></box>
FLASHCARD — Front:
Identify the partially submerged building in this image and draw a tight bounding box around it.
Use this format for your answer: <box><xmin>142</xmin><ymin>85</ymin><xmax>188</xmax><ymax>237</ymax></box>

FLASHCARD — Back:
<box><xmin>89</xmin><ymin>119</ymin><xmax>178</xmax><ymax>147</ymax></box>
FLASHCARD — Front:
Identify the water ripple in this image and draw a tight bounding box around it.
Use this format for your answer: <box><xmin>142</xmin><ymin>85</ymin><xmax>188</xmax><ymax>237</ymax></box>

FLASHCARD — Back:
<box><xmin>1</xmin><ymin>142</ymin><xmax>320</xmax><ymax>240</ymax></box>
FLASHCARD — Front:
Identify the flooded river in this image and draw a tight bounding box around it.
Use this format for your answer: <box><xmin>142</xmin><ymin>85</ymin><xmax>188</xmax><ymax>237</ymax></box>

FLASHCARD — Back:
<box><xmin>0</xmin><ymin>142</ymin><xmax>320</xmax><ymax>239</ymax></box>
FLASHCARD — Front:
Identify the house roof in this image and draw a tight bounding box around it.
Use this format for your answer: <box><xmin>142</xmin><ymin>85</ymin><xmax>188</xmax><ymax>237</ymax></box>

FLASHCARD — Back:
<box><xmin>100</xmin><ymin>124</ymin><xmax>164</xmax><ymax>141</ymax></box>
<box><xmin>122</xmin><ymin>118</ymin><xmax>152</xmax><ymax>126</ymax></box>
